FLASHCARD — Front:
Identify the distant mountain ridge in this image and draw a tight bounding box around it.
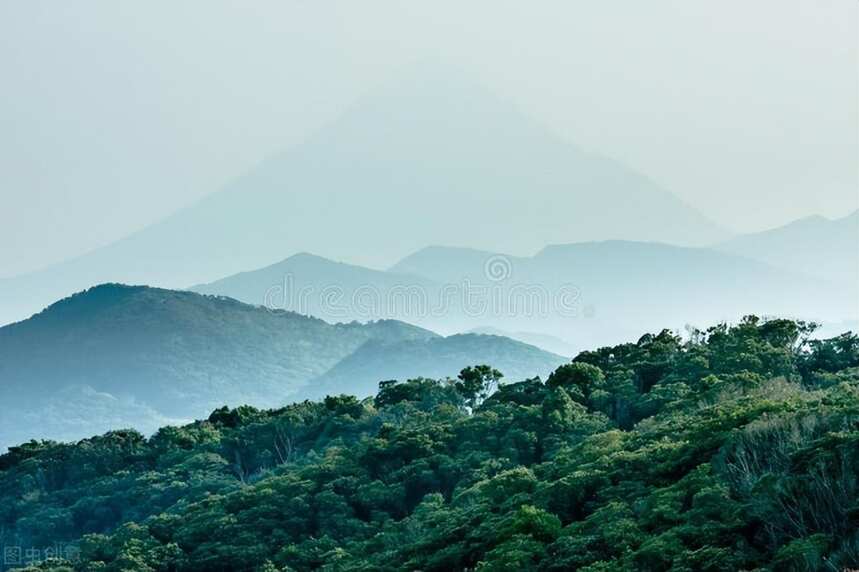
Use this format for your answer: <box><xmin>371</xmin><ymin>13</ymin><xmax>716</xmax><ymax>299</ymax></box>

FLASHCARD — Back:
<box><xmin>715</xmin><ymin>210</ymin><xmax>859</xmax><ymax>285</ymax></box>
<box><xmin>306</xmin><ymin>333</ymin><xmax>564</xmax><ymax>401</ymax></box>
<box><xmin>190</xmin><ymin>252</ymin><xmax>439</xmax><ymax>323</ymax></box>
<box><xmin>0</xmin><ymin>284</ymin><xmax>564</xmax><ymax>450</ymax></box>
<box><xmin>395</xmin><ymin>241</ymin><xmax>856</xmax><ymax>339</ymax></box>
<box><xmin>465</xmin><ymin>327</ymin><xmax>577</xmax><ymax>357</ymax></box>
<box><xmin>0</xmin><ymin>65</ymin><xmax>725</xmax><ymax>326</ymax></box>
<box><xmin>189</xmin><ymin>239</ymin><xmax>857</xmax><ymax>354</ymax></box>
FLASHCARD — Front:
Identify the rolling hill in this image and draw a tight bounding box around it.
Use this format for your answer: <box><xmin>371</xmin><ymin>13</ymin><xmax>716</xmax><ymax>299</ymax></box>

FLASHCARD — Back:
<box><xmin>0</xmin><ymin>284</ymin><xmax>563</xmax><ymax>450</ymax></box>
<box><xmin>0</xmin><ymin>65</ymin><xmax>725</xmax><ymax>326</ymax></box>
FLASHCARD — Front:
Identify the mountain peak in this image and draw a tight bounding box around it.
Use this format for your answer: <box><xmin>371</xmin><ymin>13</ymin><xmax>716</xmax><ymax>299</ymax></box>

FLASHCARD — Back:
<box><xmin>280</xmin><ymin>252</ymin><xmax>341</xmax><ymax>267</ymax></box>
<box><xmin>716</xmin><ymin>211</ymin><xmax>859</xmax><ymax>287</ymax></box>
<box><xmin>362</xmin><ymin>60</ymin><xmax>502</xmax><ymax>105</ymax></box>
<box><xmin>0</xmin><ymin>66</ymin><xmax>726</xmax><ymax>325</ymax></box>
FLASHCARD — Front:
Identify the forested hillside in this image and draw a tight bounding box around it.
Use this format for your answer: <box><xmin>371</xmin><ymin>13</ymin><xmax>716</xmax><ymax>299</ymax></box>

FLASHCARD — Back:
<box><xmin>0</xmin><ymin>284</ymin><xmax>563</xmax><ymax>450</ymax></box>
<box><xmin>1</xmin><ymin>316</ymin><xmax>857</xmax><ymax>571</ymax></box>
<box><xmin>0</xmin><ymin>283</ymin><xmax>433</xmax><ymax>414</ymax></box>
<box><xmin>0</xmin><ymin>284</ymin><xmax>432</xmax><ymax>449</ymax></box>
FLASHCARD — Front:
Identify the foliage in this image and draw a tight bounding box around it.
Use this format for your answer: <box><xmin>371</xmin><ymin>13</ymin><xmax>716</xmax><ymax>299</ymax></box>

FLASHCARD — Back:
<box><xmin>1</xmin><ymin>316</ymin><xmax>857</xmax><ymax>571</ymax></box>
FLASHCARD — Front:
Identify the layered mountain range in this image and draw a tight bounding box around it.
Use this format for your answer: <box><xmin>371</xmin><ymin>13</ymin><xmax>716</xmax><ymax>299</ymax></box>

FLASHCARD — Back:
<box><xmin>0</xmin><ymin>68</ymin><xmax>855</xmax><ymax>453</ymax></box>
<box><xmin>0</xmin><ymin>68</ymin><xmax>728</xmax><ymax>327</ymax></box>
<box><xmin>192</xmin><ymin>234</ymin><xmax>858</xmax><ymax>353</ymax></box>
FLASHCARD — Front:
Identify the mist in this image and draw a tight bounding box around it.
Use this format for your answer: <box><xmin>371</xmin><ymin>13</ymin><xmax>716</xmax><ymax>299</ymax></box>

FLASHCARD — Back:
<box><xmin>2</xmin><ymin>6</ymin><xmax>859</xmax><ymax>566</ymax></box>
<box><xmin>1</xmin><ymin>0</ymin><xmax>856</xmax><ymax>277</ymax></box>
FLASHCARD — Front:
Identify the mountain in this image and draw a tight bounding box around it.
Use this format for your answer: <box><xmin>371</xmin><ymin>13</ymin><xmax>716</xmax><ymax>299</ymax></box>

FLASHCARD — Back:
<box><xmin>390</xmin><ymin>245</ymin><xmax>514</xmax><ymax>284</ymax></box>
<box><xmin>390</xmin><ymin>241</ymin><xmax>858</xmax><ymax>349</ymax></box>
<box><xmin>715</xmin><ymin>210</ymin><xmax>859</xmax><ymax>285</ymax></box>
<box><xmin>465</xmin><ymin>326</ymin><xmax>577</xmax><ymax>356</ymax></box>
<box><xmin>187</xmin><ymin>240</ymin><xmax>857</xmax><ymax>355</ymax></box>
<box><xmin>0</xmin><ymin>284</ymin><xmax>431</xmax><ymax>447</ymax></box>
<box><xmin>306</xmin><ymin>333</ymin><xmax>566</xmax><ymax>400</ymax></box>
<box><xmin>2</xmin><ymin>317</ymin><xmax>857</xmax><ymax>570</ymax></box>
<box><xmin>190</xmin><ymin>252</ymin><xmax>439</xmax><ymax>324</ymax></box>
<box><xmin>0</xmin><ymin>65</ymin><xmax>726</xmax><ymax>326</ymax></box>
<box><xmin>0</xmin><ymin>284</ymin><xmax>562</xmax><ymax>450</ymax></box>
<box><xmin>190</xmin><ymin>253</ymin><xmax>579</xmax><ymax>347</ymax></box>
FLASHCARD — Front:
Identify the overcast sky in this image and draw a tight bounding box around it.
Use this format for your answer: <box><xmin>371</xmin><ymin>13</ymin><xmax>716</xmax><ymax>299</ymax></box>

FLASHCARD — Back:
<box><xmin>1</xmin><ymin>1</ymin><xmax>856</xmax><ymax>277</ymax></box>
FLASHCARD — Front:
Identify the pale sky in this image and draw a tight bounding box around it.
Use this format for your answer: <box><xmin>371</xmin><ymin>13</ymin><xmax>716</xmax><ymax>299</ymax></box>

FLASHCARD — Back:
<box><xmin>1</xmin><ymin>0</ymin><xmax>856</xmax><ymax>277</ymax></box>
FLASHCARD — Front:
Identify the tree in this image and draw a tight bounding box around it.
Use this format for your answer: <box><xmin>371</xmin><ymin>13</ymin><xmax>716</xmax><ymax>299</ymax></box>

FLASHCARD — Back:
<box><xmin>455</xmin><ymin>365</ymin><xmax>503</xmax><ymax>408</ymax></box>
<box><xmin>3</xmin><ymin>317</ymin><xmax>856</xmax><ymax>571</ymax></box>
<box><xmin>546</xmin><ymin>363</ymin><xmax>605</xmax><ymax>404</ymax></box>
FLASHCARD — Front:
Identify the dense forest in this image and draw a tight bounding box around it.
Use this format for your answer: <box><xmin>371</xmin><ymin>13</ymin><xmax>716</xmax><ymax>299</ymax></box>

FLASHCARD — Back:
<box><xmin>1</xmin><ymin>316</ymin><xmax>857</xmax><ymax>571</ymax></box>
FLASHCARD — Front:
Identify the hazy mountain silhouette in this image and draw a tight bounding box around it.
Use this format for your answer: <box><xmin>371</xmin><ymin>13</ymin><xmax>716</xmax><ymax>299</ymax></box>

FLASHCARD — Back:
<box><xmin>180</xmin><ymin>240</ymin><xmax>856</xmax><ymax>354</ymax></box>
<box><xmin>390</xmin><ymin>245</ymin><xmax>515</xmax><ymax>284</ymax></box>
<box><xmin>306</xmin><ymin>334</ymin><xmax>565</xmax><ymax>401</ymax></box>
<box><xmin>190</xmin><ymin>252</ymin><xmax>577</xmax><ymax>355</ymax></box>
<box><xmin>0</xmin><ymin>284</ymin><xmax>562</xmax><ymax>449</ymax></box>
<box><xmin>190</xmin><ymin>252</ymin><xmax>439</xmax><ymax>323</ymax></box>
<box><xmin>465</xmin><ymin>327</ymin><xmax>577</xmax><ymax>357</ymax></box>
<box><xmin>715</xmin><ymin>210</ymin><xmax>859</xmax><ymax>286</ymax></box>
<box><xmin>390</xmin><ymin>241</ymin><xmax>857</xmax><ymax>348</ymax></box>
<box><xmin>0</xmin><ymin>64</ymin><xmax>725</xmax><ymax>326</ymax></box>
